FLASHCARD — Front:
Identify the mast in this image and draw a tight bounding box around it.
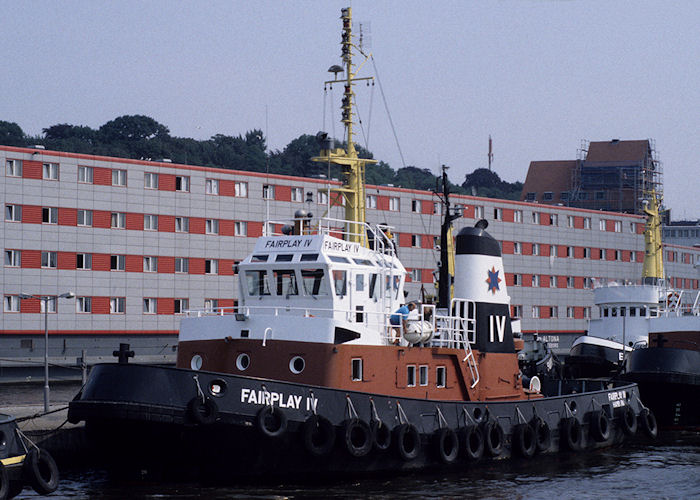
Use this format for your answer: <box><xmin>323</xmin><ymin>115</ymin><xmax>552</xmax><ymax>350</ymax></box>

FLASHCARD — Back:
<box><xmin>641</xmin><ymin>189</ymin><xmax>664</xmax><ymax>285</ymax></box>
<box><xmin>437</xmin><ymin>166</ymin><xmax>462</xmax><ymax>308</ymax></box>
<box><xmin>312</xmin><ymin>6</ymin><xmax>377</xmax><ymax>245</ymax></box>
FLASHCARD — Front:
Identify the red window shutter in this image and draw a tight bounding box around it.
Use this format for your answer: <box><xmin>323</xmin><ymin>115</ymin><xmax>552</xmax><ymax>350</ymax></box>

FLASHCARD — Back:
<box><xmin>159</xmin><ymin>174</ymin><xmax>176</xmax><ymax>191</ymax></box>
<box><xmin>125</xmin><ymin>255</ymin><xmax>142</xmax><ymax>273</ymax></box>
<box><xmin>502</xmin><ymin>209</ymin><xmax>514</xmax><ymax>222</ymax></box>
<box><xmin>23</xmin><ymin>205</ymin><xmax>43</xmax><ymax>224</ymax></box>
<box><xmin>219</xmin><ymin>180</ymin><xmax>236</xmax><ymax>197</ymax></box>
<box><xmin>219</xmin><ymin>220</ymin><xmax>235</xmax><ymax>236</ymax></box>
<box><xmin>126</xmin><ymin>212</ymin><xmax>143</xmax><ymax>231</ymax></box>
<box><xmin>157</xmin><ymin>298</ymin><xmax>174</xmax><ymax>315</ymax></box>
<box><xmin>248</xmin><ymin>221</ymin><xmax>263</xmax><ymax>237</ymax></box>
<box><xmin>59</xmin><ymin>207</ymin><xmax>77</xmax><ymax>226</ymax></box>
<box><xmin>276</xmin><ymin>185</ymin><xmax>291</xmax><ymax>202</ymax></box>
<box><xmin>189</xmin><ymin>218</ymin><xmax>205</xmax><ymax>234</ymax></box>
<box><xmin>22</xmin><ymin>161</ymin><xmax>42</xmax><ymax>179</ymax></box>
<box><xmin>91</xmin><ymin>297</ymin><xmax>110</xmax><ymax>314</ymax></box>
<box><xmin>21</xmin><ymin>250</ymin><xmax>42</xmax><ymax>268</ymax></box>
<box><xmin>189</xmin><ymin>258</ymin><xmax>205</xmax><ymax>275</ymax></box>
<box><xmin>58</xmin><ymin>252</ymin><xmax>75</xmax><ymax>270</ymax></box>
<box><xmin>158</xmin><ymin>256</ymin><xmax>175</xmax><ymax>274</ymax></box>
<box><xmin>159</xmin><ymin>215</ymin><xmax>175</xmax><ymax>232</ymax></box>
<box><xmin>93</xmin><ymin>167</ymin><xmax>112</xmax><ymax>185</ymax></box>
<box><xmin>93</xmin><ymin>210</ymin><xmax>111</xmax><ymax>228</ymax></box>
<box><xmin>219</xmin><ymin>259</ymin><xmax>235</xmax><ymax>276</ymax></box>
<box><xmin>92</xmin><ymin>254</ymin><xmax>110</xmax><ymax>271</ymax></box>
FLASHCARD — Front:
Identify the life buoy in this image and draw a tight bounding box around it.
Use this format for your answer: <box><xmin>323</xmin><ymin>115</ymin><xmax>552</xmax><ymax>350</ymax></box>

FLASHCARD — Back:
<box><xmin>532</xmin><ymin>417</ymin><xmax>551</xmax><ymax>453</ymax></box>
<box><xmin>394</xmin><ymin>423</ymin><xmax>421</xmax><ymax>461</ymax></box>
<box><xmin>512</xmin><ymin>423</ymin><xmax>536</xmax><ymax>458</ymax></box>
<box><xmin>371</xmin><ymin>419</ymin><xmax>392</xmax><ymax>452</ymax></box>
<box><xmin>619</xmin><ymin>406</ymin><xmax>638</xmax><ymax>436</ymax></box>
<box><xmin>0</xmin><ymin>462</ymin><xmax>9</xmax><ymax>500</ymax></box>
<box><xmin>483</xmin><ymin>420</ymin><xmax>504</xmax><ymax>457</ymax></box>
<box><xmin>187</xmin><ymin>396</ymin><xmax>218</xmax><ymax>425</ymax></box>
<box><xmin>24</xmin><ymin>448</ymin><xmax>59</xmax><ymax>495</ymax></box>
<box><xmin>302</xmin><ymin>415</ymin><xmax>335</xmax><ymax>457</ymax></box>
<box><xmin>433</xmin><ymin>427</ymin><xmax>459</xmax><ymax>464</ymax></box>
<box><xmin>461</xmin><ymin>425</ymin><xmax>484</xmax><ymax>461</ymax></box>
<box><xmin>342</xmin><ymin>418</ymin><xmax>372</xmax><ymax>457</ymax></box>
<box><xmin>638</xmin><ymin>408</ymin><xmax>658</xmax><ymax>439</ymax></box>
<box><xmin>560</xmin><ymin>417</ymin><xmax>581</xmax><ymax>451</ymax></box>
<box><xmin>256</xmin><ymin>406</ymin><xmax>288</xmax><ymax>438</ymax></box>
<box><xmin>589</xmin><ymin>410</ymin><xmax>611</xmax><ymax>442</ymax></box>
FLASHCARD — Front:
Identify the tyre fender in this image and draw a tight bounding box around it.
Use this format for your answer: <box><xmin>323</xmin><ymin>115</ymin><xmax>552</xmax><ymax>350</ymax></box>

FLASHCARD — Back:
<box><xmin>370</xmin><ymin>419</ymin><xmax>392</xmax><ymax>452</ymax></box>
<box><xmin>560</xmin><ymin>417</ymin><xmax>582</xmax><ymax>451</ymax></box>
<box><xmin>302</xmin><ymin>415</ymin><xmax>336</xmax><ymax>457</ymax></box>
<box><xmin>23</xmin><ymin>448</ymin><xmax>59</xmax><ymax>495</ymax></box>
<box><xmin>187</xmin><ymin>396</ymin><xmax>218</xmax><ymax>425</ymax></box>
<box><xmin>512</xmin><ymin>423</ymin><xmax>536</xmax><ymax>458</ymax></box>
<box><xmin>256</xmin><ymin>406</ymin><xmax>288</xmax><ymax>438</ymax></box>
<box><xmin>638</xmin><ymin>408</ymin><xmax>658</xmax><ymax>439</ymax></box>
<box><xmin>589</xmin><ymin>410</ymin><xmax>611</xmax><ymax>442</ymax></box>
<box><xmin>619</xmin><ymin>405</ymin><xmax>638</xmax><ymax>436</ymax></box>
<box><xmin>394</xmin><ymin>423</ymin><xmax>421</xmax><ymax>461</ymax></box>
<box><xmin>342</xmin><ymin>418</ymin><xmax>372</xmax><ymax>457</ymax></box>
<box><xmin>532</xmin><ymin>417</ymin><xmax>551</xmax><ymax>453</ymax></box>
<box><xmin>461</xmin><ymin>425</ymin><xmax>484</xmax><ymax>461</ymax></box>
<box><xmin>0</xmin><ymin>462</ymin><xmax>9</xmax><ymax>500</ymax></box>
<box><xmin>483</xmin><ymin>420</ymin><xmax>504</xmax><ymax>457</ymax></box>
<box><xmin>433</xmin><ymin>427</ymin><xmax>459</xmax><ymax>464</ymax></box>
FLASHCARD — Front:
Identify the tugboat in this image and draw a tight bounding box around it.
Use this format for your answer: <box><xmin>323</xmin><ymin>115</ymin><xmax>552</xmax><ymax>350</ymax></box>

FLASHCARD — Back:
<box><xmin>0</xmin><ymin>413</ymin><xmax>59</xmax><ymax>499</ymax></box>
<box><xmin>68</xmin><ymin>7</ymin><xmax>656</xmax><ymax>480</ymax></box>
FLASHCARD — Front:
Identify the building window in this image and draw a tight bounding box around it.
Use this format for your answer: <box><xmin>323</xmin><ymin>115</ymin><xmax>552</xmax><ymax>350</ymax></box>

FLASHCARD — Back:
<box><xmin>205</xmin><ymin>259</ymin><xmax>218</xmax><ymax>275</ymax></box>
<box><xmin>419</xmin><ymin>365</ymin><xmax>429</xmax><ymax>386</ymax></box>
<box><xmin>406</xmin><ymin>365</ymin><xmax>416</xmax><ymax>387</ymax></box>
<box><xmin>112</xmin><ymin>169</ymin><xmax>127</xmax><ymax>186</ymax></box>
<box><xmin>474</xmin><ymin>206</ymin><xmax>484</xmax><ymax>219</ymax></box>
<box><xmin>512</xmin><ymin>305</ymin><xmax>523</xmax><ymax>318</ymax></box>
<box><xmin>76</xmin><ymin>297</ymin><xmax>92</xmax><ymax>313</ymax></box>
<box><xmin>235</xmin><ymin>221</ymin><xmax>248</xmax><ymax>236</ymax></box>
<box><xmin>77</xmin><ymin>209</ymin><xmax>93</xmax><ymax>227</ymax></box>
<box><xmin>175</xmin><ymin>175</ymin><xmax>190</xmax><ymax>192</ymax></box>
<box><xmin>583</xmin><ymin>307</ymin><xmax>591</xmax><ymax>319</ymax></box>
<box><xmin>410</xmin><ymin>269</ymin><xmax>421</xmax><ymax>282</ymax></box>
<box><xmin>389</xmin><ymin>197</ymin><xmax>400</xmax><ymax>211</ymax></box>
<box><xmin>567</xmin><ymin>276</ymin><xmax>574</xmax><ymax>288</ymax></box>
<box><xmin>411</xmin><ymin>200</ymin><xmax>420</xmax><ymax>213</ymax></box>
<box><xmin>76</xmin><ymin>253</ymin><xmax>92</xmax><ymax>270</ymax></box>
<box><xmin>567</xmin><ymin>215</ymin><xmax>574</xmax><ymax>228</ymax></box>
<box><xmin>366</xmin><ymin>194</ymin><xmax>377</xmax><ymax>209</ymax></box>
<box><xmin>204</xmin><ymin>299</ymin><xmax>219</xmax><ymax>312</ymax></box>
<box><xmin>436</xmin><ymin>366</ymin><xmax>446</xmax><ymax>388</ymax></box>
<box><xmin>110</xmin><ymin>297</ymin><xmax>125</xmax><ymax>314</ymax></box>
<box><xmin>110</xmin><ymin>254</ymin><xmax>125</xmax><ymax>271</ymax></box>
<box><xmin>143</xmin><ymin>256</ymin><xmax>158</xmax><ymax>272</ymax></box>
<box><xmin>143</xmin><ymin>298</ymin><xmax>157</xmax><ymax>314</ymax></box>
<box><xmin>560</xmin><ymin>192</ymin><xmax>569</xmax><ymax>201</ymax></box>
<box><xmin>175</xmin><ymin>257</ymin><xmax>189</xmax><ymax>273</ymax></box>
<box><xmin>42</xmin><ymin>207</ymin><xmax>58</xmax><ymax>224</ymax></box>
<box><xmin>174</xmin><ymin>298</ymin><xmax>189</xmax><ymax>314</ymax></box>
<box><xmin>111</xmin><ymin>212</ymin><xmax>126</xmax><ymax>229</ymax></box>
<box><xmin>43</xmin><ymin>162</ymin><xmax>59</xmax><ymax>180</ymax></box>
<box><xmin>532</xmin><ymin>275</ymin><xmax>540</xmax><ymax>287</ymax></box>
<box><xmin>411</xmin><ymin>234</ymin><xmax>420</xmax><ymax>247</ymax></box>
<box><xmin>144</xmin><ymin>172</ymin><xmax>159</xmax><ymax>189</ymax></box>
<box><xmin>531</xmin><ymin>212</ymin><xmax>540</xmax><ymax>224</ymax></box>
<box><xmin>583</xmin><ymin>247</ymin><xmax>590</xmax><ymax>259</ymax></box>
<box><xmin>4</xmin><ymin>295</ymin><xmax>20</xmax><ymax>312</ymax></box>
<box><xmin>542</xmin><ymin>192</ymin><xmax>553</xmax><ymax>201</ymax></box>
<box><xmin>291</xmin><ymin>187</ymin><xmax>303</xmax><ymax>202</ymax></box>
<box><xmin>567</xmin><ymin>306</ymin><xmax>574</xmax><ymax>319</ymax></box>
<box><xmin>205</xmin><ymin>178</ymin><xmax>219</xmax><ymax>195</ymax></box>
<box><xmin>317</xmin><ymin>191</ymin><xmax>328</xmax><ymax>205</ymax></box>
<box><xmin>41</xmin><ymin>251</ymin><xmax>57</xmax><ymax>268</ymax></box>
<box><xmin>175</xmin><ymin>216</ymin><xmax>189</xmax><ymax>233</ymax></box>
<box><xmin>78</xmin><ymin>166</ymin><xmax>93</xmax><ymax>183</ymax></box>
<box><xmin>532</xmin><ymin>243</ymin><xmax>539</xmax><ymax>256</ymax></box>
<box><xmin>615</xmin><ymin>250</ymin><xmax>622</xmax><ymax>261</ymax></box>
<box><xmin>599</xmin><ymin>248</ymin><xmax>605</xmax><ymax>260</ymax></box>
<box><xmin>584</xmin><ymin>277</ymin><xmax>592</xmax><ymax>289</ymax></box>
<box><xmin>550</xmin><ymin>275</ymin><xmax>557</xmax><ymax>288</ymax></box>
<box><xmin>549</xmin><ymin>306</ymin><xmax>558</xmax><ymax>318</ymax></box>
<box><xmin>532</xmin><ymin>306</ymin><xmax>540</xmax><ymax>318</ymax></box>
<box><xmin>526</xmin><ymin>192</ymin><xmax>536</xmax><ymax>201</ymax></box>
<box><xmin>40</xmin><ymin>297</ymin><xmax>57</xmax><ymax>314</ymax></box>
<box><xmin>205</xmin><ymin>219</ymin><xmax>219</xmax><ymax>235</ymax></box>
<box><xmin>551</xmin><ymin>214</ymin><xmax>558</xmax><ymax>226</ymax></box>
<box><xmin>235</xmin><ymin>181</ymin><xmax>248</xmax><ymax>197</ymax></box>
<box><xmin>614</xmin><ymin>221</ymin><xmax>622</xmax><ymax>233</ymax></box>
<box><xmin>144</xmin><ymin>214</ymin><xmax>158</xmax><ymax>231</ymax></box>
<box><xmin>599</xmin><ymin>219</ymin><xmax>606</xmax><ymax>231</ymax></box>
<box><xmin>514</xmin><ymin>210</ymin><xmax>523</xmax><ymax>223</ymax></box>
<box><xmin>4</xmin><ymin>249</ymin><xmax>20</xmax><ymax>267</ymax></box>
<box><xmin>513</xmin><ymin>274</ymin><xmax>522</xmax><ymax>286</ymax></box>
<box><xmin>630</xmin><ymin>251</ymin><xmax>636</xmax><ymax>263</ymax></box>
<box><xmin>583</xmin><ymin>217</ymin><xmax>591</xmax><ymax>229</ymax></box>
<box><xmin>6</xmin><ymin>159</ymin><xmax>22</xmax><ymax>177</ymax></box>
<box><xmin>351</xmin><ymin>358</ymin><xmax>363</xmax><ymax>381</ymax></box>
<box><xmin>262</xmin><ymin>184</ymin><xmax>275</xmax><ymax>199</ymax></box>
<box><xmin>494</xmin><ymin>207</ymin><xmax>502</xmax><ymax>220</ymax></box>
<box><xmin>5</xmin><ymin>204</ymin><xmax>22</xmax><ymax>222</ymax></box>
<box><xmin>629</xmin><ymin>222</ymin><xmax>636</xmax><ymax>234</ymax></box>
<box><xmin>513</xmin><ymin>242</ymin><xmax>521</xmax><ymax>255</ymax></box>
<box><xmin>567</xmin><ymin>246</ymin><xmax>574</xmax><ymax>258</ymax></box>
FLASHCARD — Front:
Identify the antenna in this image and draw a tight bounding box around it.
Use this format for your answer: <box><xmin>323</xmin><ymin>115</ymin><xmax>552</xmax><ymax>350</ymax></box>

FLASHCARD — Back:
<box><xmin>488</xmin><ymin>135</ymin><xmax>493</xmax><ymax>171</ymax></box>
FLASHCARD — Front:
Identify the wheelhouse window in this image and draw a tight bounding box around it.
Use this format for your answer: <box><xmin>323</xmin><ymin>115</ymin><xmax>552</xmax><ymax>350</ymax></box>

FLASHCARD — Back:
<box><xmin>332</xmin><ymin>269</ymin><xmax>347</xmax><ymax>296</ymax></box>
<box><xmin>419</xmin><ymin>365</ymin><xmax>428</xmax><ymax>386</ymax></box>
<box><xmin>351</xmin><ymin>358</ymin><xmax>363</xmax><ymax>381</ymax></box>
<box><xmin>436</xmin><ymin>366</ymin><xmax>446</xmax><ymax>388</ymax></box>
<box><xmin>274</xmin><ymin>269</ymin><xmax>298</xmax><ymax>296</ymax></box>
<box><xmin>246</xmin><ymin>270</ymin><xmax>271</xmax><ymax>296</ymax></box>
<box><xmin>301</xmin><ymin>269</ymin><xmax>328</xmax><ymax>296</ymax></box>
<box><xmin>406</xmin><ymin>365</ymin><xmax>416</xmax><ymax>387</ymax></box>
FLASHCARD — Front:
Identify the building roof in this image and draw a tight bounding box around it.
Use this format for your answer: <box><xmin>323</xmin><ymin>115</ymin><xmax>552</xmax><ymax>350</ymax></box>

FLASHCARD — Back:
<box><xmin>519</xmin><ymin>160</ymin><xmax>578</xmax><ymax>203</ymax></box>
<box><xmin>585</xmin><ymin>139</ymin><xmax>650</xmax><ymax>163</ymax></box>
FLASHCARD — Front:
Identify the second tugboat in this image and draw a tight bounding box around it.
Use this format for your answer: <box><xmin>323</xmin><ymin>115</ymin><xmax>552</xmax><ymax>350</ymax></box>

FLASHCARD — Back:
<box><xmin>69</xmin><ymin>7</ymin><xmax>656</xmax><ymax>480</ymax></box>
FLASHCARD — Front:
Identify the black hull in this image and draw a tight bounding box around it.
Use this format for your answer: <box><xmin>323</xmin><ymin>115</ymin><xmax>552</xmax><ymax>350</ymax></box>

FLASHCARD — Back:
<box><xmin>566</xmin><ymin>340</ymin><xmax>622</xmax><ymax>379</ymax></box>
<box><xmin>622</xmin><ymin>347</ymin><xmax>700</xmax><ymax>430</ymax></box>
<box><xmin>68</xmin><ymin>364</ymin><xmax>651</xmax><ymax>480</ymax></box>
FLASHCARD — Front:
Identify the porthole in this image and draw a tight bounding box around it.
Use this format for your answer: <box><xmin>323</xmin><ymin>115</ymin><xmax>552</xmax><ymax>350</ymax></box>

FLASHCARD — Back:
<box><xmin>190</xmin><ymin>354</ymin><xmax>203</xmax><ymax>371</ymax></box>
<box><xmin>209</xmin><ymin>379</ymin><xmax>227</xmax><ymax>397</ymax></box>
<box><xmin>289</xmin><ymin>356</ymin><xmax>305</xmax><ymax>374</ymax></box>
<box><xmin>473</xmin><ymin>407</ymin><xmax>483</xmax><ymax>422</ymax></box>
<box><xmin>236</xmin><ymin>353</ymin><xmax>251</xmax><ymax>371</ymax></box>
<box><xmin>569</xmin><ymin>400</ymin><xmax>578</xmax><ymax>414</ymax></box>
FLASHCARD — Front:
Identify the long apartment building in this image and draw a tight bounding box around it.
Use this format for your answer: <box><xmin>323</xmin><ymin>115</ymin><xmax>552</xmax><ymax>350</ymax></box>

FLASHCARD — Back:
<box><xmin>2</xmin><ymin>145</ymin><xmax>699</xmax><ymax>375</ymax></box>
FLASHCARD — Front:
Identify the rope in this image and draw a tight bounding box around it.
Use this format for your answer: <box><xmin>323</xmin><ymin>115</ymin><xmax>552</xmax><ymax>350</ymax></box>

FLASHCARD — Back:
<box><xmin>193</xmin><ymin>375</ymin><xmax>205</xmax><ymax>402</ymax></box>
<box><xmin>371</xmin><ymin>56</ymin><xmax>406</xmax><ymax>170</ymax></box>
<box><xmin>15</xmin><ymin>405</ymin><xmax>69</xmax><ymax>423</ymax></box>
<box><xmin>22</xmin><ymin>419</ymin><xmax>70</xmax><ymax>437</ymax></box>
<box><xmin>345</xmin><ymin>395</ymin><xmax>359</xmax><ymax>419</ymax></box>
<box><xmin>396</xmin><ymin>400</ymin><xmax>409</xmax><ymax>425</ymax></box>
<box><xmin>15</xmin><ymin>427</ymin><xmax>40</xmax><ymax>454</ymax></box>
<box><xmin>435</xmin><ymin>405</ymin><xmax>448</xmax><ymax>429</ymax></box>
<box><xmin>462</xmin><ymin>407</ymin><xmax>476</xmax><ymax>426</ymax></box>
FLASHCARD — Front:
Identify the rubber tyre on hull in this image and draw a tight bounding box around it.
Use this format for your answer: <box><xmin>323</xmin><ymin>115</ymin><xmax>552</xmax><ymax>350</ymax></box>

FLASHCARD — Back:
<box><xmin>512</xmin><ymin>423</ymin><xmax>536</xmax><ymax>458</ymax></box>
<box><xmin>256</xmin><ymin>406</ymin><xmax>288</xmax><ymax>438</ymax></box>
<box><xmin>433</xmin><ymin>427</ymin><xmax>459</xmax><ymax>464</ymax></box>
<box><xmin>638</xmin><ymin>408</ymin><xmax>658</xmax><ymax>439</ymax></box>
<box><xmin>461</xmin><ymin>425</ymin><xmax>484</xmax><ymax>461</ymax></box>
<box><xmin>187</xmin><ymin>397</ymin><xmax>218</xmax><ymax>425</ymax></box>
<box><xmin>619</xmin><ymin>406</ymin><xmax>638</xmax><ymax>436</ymax></box>
<box><xmin>532</xmin><ymin>417</ymin><xmax>551</xmax><ymax>453</ymax></box>
<box><xmin>559</xmin><ymin>417</ymin><xmax>582</xmax><ymax>451</ymax></box>
<box><xmin>394</xmin><ymin>424</ymin><xmax>421</xmax><ymax>461</ymax></box>
<box><xmin>302</xmin><ymin>415</ymin><xmax>336</xmax><ymax>457</ymax></box>
<box><xmin>483</xmin><ymin>421</ymin><xmax>504</xmax><ymax>457</ymax></box>
<box><xmin>23</xmin><ymin>448</ymin><xmax>59</xmax><ymax>495</ymax></box>
<box><xmin>342</xmin><ymin>418</ymin><xmax>373</xmax><ymax>457</ymax></box>
<box><xmin>371</xmin><ymin>419</ymin><xmax>392</xmax><ymax>452</ymax></box>
<box><xmin>589</xmin><ymin>410</ymin><xmax>611</xmax><ymax>442</ymax></box>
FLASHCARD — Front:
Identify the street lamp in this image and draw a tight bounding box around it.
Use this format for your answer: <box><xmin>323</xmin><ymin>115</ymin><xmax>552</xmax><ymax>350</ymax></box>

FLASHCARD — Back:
<box><xmin>18</xmin><ymin>291</ymin><xmax>74</xmax><ymax>412</ymax></box>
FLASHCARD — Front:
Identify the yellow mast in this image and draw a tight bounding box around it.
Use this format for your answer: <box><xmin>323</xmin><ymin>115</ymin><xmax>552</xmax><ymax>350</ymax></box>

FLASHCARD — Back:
<box><xmin>641</xmin><ymin>190</ymin><xmax>664</xmax><ymax>284</ymax></box>
<box><xmin>312</xmin><ymin>6</ymin><xmax>377</xmax><ymax>245</ymax></box>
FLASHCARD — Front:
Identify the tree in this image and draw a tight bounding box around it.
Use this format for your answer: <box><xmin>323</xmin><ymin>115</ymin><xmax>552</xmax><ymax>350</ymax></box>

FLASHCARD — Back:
<box><xmin>98</xmin><ymin>115</ymin><xmax>170</xmax><ymax>142</ymax></box>
<box><xmin>0</xmin><ymin>121</ymin><xmax>26</xmax><ymax>146</ymax></box>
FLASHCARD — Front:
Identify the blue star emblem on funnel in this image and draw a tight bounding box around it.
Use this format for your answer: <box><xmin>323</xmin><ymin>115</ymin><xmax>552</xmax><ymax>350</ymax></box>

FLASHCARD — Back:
<box><xmin>486</xmin><ymin>267</ymin><xmax>501</xmax><ymax>294</ymax></box>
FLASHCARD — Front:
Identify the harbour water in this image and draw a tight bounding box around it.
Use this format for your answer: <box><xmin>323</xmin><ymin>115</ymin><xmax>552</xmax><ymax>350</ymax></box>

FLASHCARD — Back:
<box><xmin>5</xmin><ymin>384</ymin><xmax>700</xmax><ymax>499</ymax></box>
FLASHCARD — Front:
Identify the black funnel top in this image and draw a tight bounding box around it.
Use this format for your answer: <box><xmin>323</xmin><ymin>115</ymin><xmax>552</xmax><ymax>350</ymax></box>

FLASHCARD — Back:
<box><xmin>456</xmin><ymin>226</ymin><xmax>501</xmax><ymax>257</ymax></box>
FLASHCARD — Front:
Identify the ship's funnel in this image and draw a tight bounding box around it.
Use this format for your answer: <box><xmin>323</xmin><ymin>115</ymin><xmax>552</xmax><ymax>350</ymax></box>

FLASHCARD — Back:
<box><xmin>454</xmin><ymin>224</ymin><xmax>515</xmax><ymax>353</ymax></box>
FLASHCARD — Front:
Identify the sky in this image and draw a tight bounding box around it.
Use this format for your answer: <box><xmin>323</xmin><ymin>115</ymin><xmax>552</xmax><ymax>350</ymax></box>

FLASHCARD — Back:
<box><xmin>2</xmin><ymin>1</ymin><xmax>699</xmax><ymax>219</ymax></box>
